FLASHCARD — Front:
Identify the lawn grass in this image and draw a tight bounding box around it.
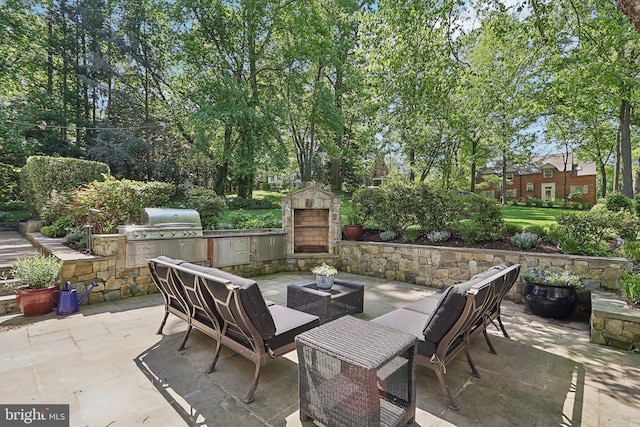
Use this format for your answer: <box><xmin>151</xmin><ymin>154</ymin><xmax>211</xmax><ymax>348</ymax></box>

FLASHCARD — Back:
<box><xmin>217</xmin><ymin>192</ymin><xmax>571</xmax><ymax>231</ymax></box>
<box><xmin>1</xmin><ymin>209</ymin><xmax>30</xmax><ymax>222</ymax></box>
<box><xmin>501</xmin><ymin>205</ymin><xmax>573</xmax><ymax>229</ymax></box>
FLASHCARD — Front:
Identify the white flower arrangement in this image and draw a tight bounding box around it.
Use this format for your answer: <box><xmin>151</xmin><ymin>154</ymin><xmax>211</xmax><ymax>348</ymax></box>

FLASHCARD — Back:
<box><xmin>311</xmin><ymin>263</ymin><xmax>337</xmax><ymax>276</ymax></box>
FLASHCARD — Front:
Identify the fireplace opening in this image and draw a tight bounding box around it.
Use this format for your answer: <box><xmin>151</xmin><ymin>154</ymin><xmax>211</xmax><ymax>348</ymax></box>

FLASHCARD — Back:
<box><xmin>294</xmin><ymin>209</ymin><xmax>329</xmax><ymax>253</ymax></box>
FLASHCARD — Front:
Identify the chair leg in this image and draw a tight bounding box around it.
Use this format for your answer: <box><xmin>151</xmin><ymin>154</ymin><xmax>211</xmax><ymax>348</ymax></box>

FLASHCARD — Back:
<box><xmin>178</xmin><ymin>326</ymin><xmax>193</xmax><ymax>351</ymax></box>
<box><xmin>205</xmin><ymin>340</ymin><xmax>222</xmax><ymax>373</ymax></box>
<box><xmin>483</xmin><ymin>329</ymin><xmax>497</xmax><ymax>354</ymax></box>
<box><xmin>156</xmin><ymin>311</ymin><xmax>169</xmax><ymax>335</ymax></box>
<box><xmin>244</xmin><ymin>363</ymin><xmax>262</xmax><ymax>404</ymax></box>
<box><xmin>497</xmin><ymin>315</ymin><xmax>510</xmax><ymax>338</ymax></box>
<box><xmin>464</xmin><ymin>348</ymin><xmax>481</xmax><ymax>378</ymax></box>
<box><xmin>434</xmin><ymin>366</ymin><xmax>458</xmax><ymax>411</ymax></box>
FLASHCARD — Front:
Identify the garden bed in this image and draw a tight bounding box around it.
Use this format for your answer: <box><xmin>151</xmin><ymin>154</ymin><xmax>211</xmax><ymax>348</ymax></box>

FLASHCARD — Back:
<box><xmin>359</xmin><ymin>229</ymin><xmax>564</xmax><ymax>254</ymax></box>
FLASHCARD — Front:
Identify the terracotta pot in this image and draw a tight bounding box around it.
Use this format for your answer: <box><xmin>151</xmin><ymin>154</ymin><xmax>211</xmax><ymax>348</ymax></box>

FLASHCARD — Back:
<box><xmin>15</xmin><ymin>285</ymin><xmax>60</xmax><ymax>317</ymax></box>
<box><xmin>343</xmin><ymin>224</ymin><xmax>364</xmax><ymax>241</ymax></box>
<box><xmin>523</xmin><ymin>280</ymin><xmax>577</xmax><ymax>319</ymax></box>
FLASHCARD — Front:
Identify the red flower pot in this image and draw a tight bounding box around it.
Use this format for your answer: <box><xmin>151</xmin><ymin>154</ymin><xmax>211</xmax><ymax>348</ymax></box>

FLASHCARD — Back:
<box><xmin>15</xmin><ymin>285</ymin><xmax>60</xmax><ymax>317</ymax></box>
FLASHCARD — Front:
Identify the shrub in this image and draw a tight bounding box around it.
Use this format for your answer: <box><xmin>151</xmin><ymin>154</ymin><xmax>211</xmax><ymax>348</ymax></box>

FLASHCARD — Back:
<box><xmin>0</xmin><ymin>163</ymin><xmax>21</xmax><ymax>203</ymax></box>
<box><xmin>554</xmin><ymin>206</ymin><xmax>635</xmax><ymax>254</ymax></box>
<box><xmin>179</xmin><ymin>187</ymin><xmax>226</xmax><ymax>229</ymax></box>
<box><xmin>621</xmin><ymin>241</ymin><xmax>640</xmax><ymax>263</ymax></box>
<box><xmin>8</xmin><ymin>255</ymin><xmax>62</xmax><ymax>289</ymax></box>
<box><xmin>635</xmin><ymin>194</ymin><xmax>640</xmax><ymax>217</ymax></box>
<box><xmin>245</xmin><ymin>213</ymin><xmax>281</xmax><ymax>228</ymax></box>
<box><xmin>0</xmin><ymin>200</ymin><xmax>27</xmax><ymax>211</ymax></box>
<box><xmin>227</xmin><ymin>197</ymin><xmax>279</xmax><ymax>210</ymax></box>
<box><xmin>71</xmin><ymin>175</ymin><xmax>175</xmax><ymax>233</ymax></box>
<box><xmin>21</xmin><ymin>156</ymin><xmax>110</xmax><ymax>219</ymax></box>
<box><xmin>403</xmin><ymin>229</ymin><xmax>419</xmax><ymax>242</ymax></box>
<box><xmin>620</xmin><ymin>272</ymin><xmax>640</xmax><ymax>303</ymax></box>
<box><xmin>380</xmin><ymin>231</ymin><xmax>397</xmax><ymax>241</ymax></box>
<box><xmin>524</xmin><ymin>199</ymin><xmax>533</xmax><ymax>207</ymax></box>
<box><xmin>501</xmin><ymin>222</ymin><xmax>523</xmax><ymax>235</ymax></box>
<box><xmin>65</xmin><ymin>231</ymin><xmax>88</xmax><ymax>248</ymax></box>
<box><xmin>458</xmin><ymin>194</ymin><xmax>503</xmax><ymax>237</ymax></box>
<box><xmin>534</xmin><ymin>199</ymin><xmax>543</xmax><ymax>207</ymax></box>
<box><xmin>0</xmin><ymin>211</ymin><xmax>11</xmax><ymax>221</ymax></box>
<box><xmin>426</xmin><ymin>231</ymin><xmax>451</xmax><ymax>242</ymax></box>
<box><xmin>455</xmin><ymin>222</ymin><xmax>493</xmax><ymax>244</ymax></box>
<box><xmin>353</xmin><ymin>184</ymin><xmax>417</xmax><ymax>233</ymax></box>
<box><xmin>605</xmin><ymin>193</ymin><xmax>633</xmax><ymax>213</ymax></box>
<box><xmin>510</xmin><ymin>232</ymin><xmax>541</xmax><ymax>249</ymax></box>
<box><xmin>525</xmin><ymin>225</ymin><xmax>547</xmax><ymax>238</ymax></box>
<box><xmin>413</xmin><ymin>184</ymin><xmax>458</xmax><ymax>231</ymax></box>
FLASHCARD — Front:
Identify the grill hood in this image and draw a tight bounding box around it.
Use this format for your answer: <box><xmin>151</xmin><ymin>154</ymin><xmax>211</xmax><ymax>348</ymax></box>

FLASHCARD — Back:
<box><xmin>140</xmin><ymin>208</ymin><xmax>202</xmax><ymax>228</ymax></box>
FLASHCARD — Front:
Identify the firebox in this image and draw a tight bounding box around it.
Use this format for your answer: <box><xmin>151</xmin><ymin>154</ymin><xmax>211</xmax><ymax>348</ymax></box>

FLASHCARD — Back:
<box><xmin>294</xmin><ymin>209</ymin><xmax>329</xmax><ymax>253</ymax></box>
<box><xmin>282</xmin><ymin>182</ymin><xmax>342</xmax><ymax>256</ymax></box>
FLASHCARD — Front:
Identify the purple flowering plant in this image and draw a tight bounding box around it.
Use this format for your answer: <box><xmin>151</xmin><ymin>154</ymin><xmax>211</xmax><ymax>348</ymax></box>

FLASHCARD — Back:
<box><xmin>522</xmin><ymin>266</ymin><xmax>583</xmax><ymax>288</ymax></box>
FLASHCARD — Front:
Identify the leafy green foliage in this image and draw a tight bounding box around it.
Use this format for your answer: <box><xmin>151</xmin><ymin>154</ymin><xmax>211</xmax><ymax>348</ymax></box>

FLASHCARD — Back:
<box><xmin>9</xmin><ymin>255</ymin><xmax>63</xmax><ymax>289</ymax></box>
<box><xmin>225</xmin><ymin>211</ymin><xmax>281</xmax><ymax>229</ymax></box>
<box><xmin>380</xmin><ymin>231</ymin><xmax>397</xmax><ymax>241</ymax></box>
<box><xmin>181</xmin><ymin>187</ymin><xmax>226</xmax><ymax>228</ymax></box>
<box><xmin>21</xmin><ymin>156</ymin><xmax>110</xmax><ymax>220</ymax></box>
<box><xmin>620</xmin><ymin>272</ymin><xmax>640</xmax><ymax>303</ymax></box>
<box><xmin>621</xmin><ymin>241</ymin><xmax>640</xmax><ymax>263</ymax></box>
<box><xmin>501</xmin><ymin>222</ymin><xmax>524</xmax><ymax>235</ymax></box>
<box><xmin>605</xmin><ymin>194</ymin><xmax>633</xmax><ymax>212</ymax></box>
<box><xmin>71</xmin><ymin>176</ymin><xmax>175</xmax><ymax>233</ymax></box>
<box><xmin>403</xmin><ymin>229</ymin><xmax>419</xmax><ymax>242</ymax></box>
<box><xmin>227</xmin><ymin>197</ymin><xmax>279</xmax><ymax>210</ymax></box>
<box><xmin>0</xmin><ymin>163</ymin><xmax>21</xmax><ymax>202</ymax></box>
<box><xmin>510</xmin><ymin>232</ymin><xmax>541</xmax><ymax>249</ymax></box>
<box><xmin>525</xmin><ymin>225</ymin><xmax>548</xmax><ymax>238</ymax></box>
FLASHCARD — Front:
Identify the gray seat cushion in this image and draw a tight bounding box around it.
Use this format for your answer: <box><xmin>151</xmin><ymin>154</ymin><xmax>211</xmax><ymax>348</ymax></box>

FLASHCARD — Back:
<box><xmin>266</xmin><ymin>305</ymin><xmax>320</xmax><ymax>350</ymax></box>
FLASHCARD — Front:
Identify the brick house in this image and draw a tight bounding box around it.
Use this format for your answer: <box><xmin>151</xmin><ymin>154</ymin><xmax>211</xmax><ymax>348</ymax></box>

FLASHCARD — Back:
<box><xmin>475</xmin><ymin>154</ymin><xmax>597</xmax><ymax>205</ymax></box>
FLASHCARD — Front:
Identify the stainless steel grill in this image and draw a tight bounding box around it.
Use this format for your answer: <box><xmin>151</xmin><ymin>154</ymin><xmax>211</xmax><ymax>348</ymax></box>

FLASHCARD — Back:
<box><xmin>119</xmin><ymin>208</ymin><xmax>207</xmax><ymax>267</ymax></box>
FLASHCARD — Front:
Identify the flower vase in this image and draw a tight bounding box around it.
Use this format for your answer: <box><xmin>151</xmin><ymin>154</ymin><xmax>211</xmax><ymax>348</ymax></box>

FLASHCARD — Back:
<box><xmin>315</xmin><ymin>274</ymin><xmax>334</xmax><ymax>291</ymax></box>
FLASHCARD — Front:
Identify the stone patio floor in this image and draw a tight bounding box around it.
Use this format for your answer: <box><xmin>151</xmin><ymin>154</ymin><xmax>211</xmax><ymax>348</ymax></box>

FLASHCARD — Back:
<box><xmin>1</xmin><ymin>269</ymin><xmax>639</xmax><ymax>427</ymax></box>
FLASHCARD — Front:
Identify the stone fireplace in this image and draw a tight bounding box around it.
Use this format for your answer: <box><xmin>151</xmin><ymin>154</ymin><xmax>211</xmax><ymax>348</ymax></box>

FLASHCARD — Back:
<box><xmin>282</xmin><ymin>182</ymin><xmax>341</xmax><ymax>255</ymax></box>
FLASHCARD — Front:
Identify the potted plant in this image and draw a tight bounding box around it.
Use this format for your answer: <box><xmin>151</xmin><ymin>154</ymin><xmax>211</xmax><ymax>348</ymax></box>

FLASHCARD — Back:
<box><xmin>620</xmin><ymin>271</ymin><xmax>640</xmax><ymax>310</ymax></box>
<box><xmin>311</xmin><ymin>263</ymin><xmax>338</xmax><ymax>291</ymax></box>
<box><xmin>8</xmin><ymin>254</ymin><xmax>63</xmax><ymax>316</ymax></box>
<box><xmin>522</xmin><ymin>266</ymin><xmax>583</xmax><ymax>319</ymax></box>
<box><xmin>343</xmin><ymin>204</ymin><xmax>364</xmax><ymax>241</ymax></box>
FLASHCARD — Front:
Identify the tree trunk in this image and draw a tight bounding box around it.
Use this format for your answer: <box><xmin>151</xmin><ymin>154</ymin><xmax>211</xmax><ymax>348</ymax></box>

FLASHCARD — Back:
<box><xmin>614</xmin><ymin>128</ymin><xmax>620</xmax><ymax>193</ymax></box>
<box><xmin>470</xmin><ymin>139</ymin><xmax>477</xmax><ymax>193</ymax></box>
<box><xmin>600</xmin><ymin>161</ymin><xmax>607</xmax><ymax>199</ymax></box>
<box><xmin>501</xmin><ymin>149</ymin><xmax>507</xmax><ymax>205</ymax></box>
<box><xmin>620</xmin><ymin>98</ymin><xmax>633</xmax><ymax>197</ymax></box>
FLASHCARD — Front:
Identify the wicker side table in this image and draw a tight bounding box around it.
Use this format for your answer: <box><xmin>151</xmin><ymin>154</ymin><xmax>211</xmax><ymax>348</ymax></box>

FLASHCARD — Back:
<box><xmin>296</xmin><ymin>316</ymin><xmax>417</xmax><ymax>427</ymax></box>
<box><xmin>287</xmin><ymin>279</ymin><xmax>364</xmax><ymax>324</ymax></box>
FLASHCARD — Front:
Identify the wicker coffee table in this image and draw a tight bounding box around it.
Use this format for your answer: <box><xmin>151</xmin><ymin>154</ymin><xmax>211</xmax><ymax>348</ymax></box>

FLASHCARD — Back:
<box><xmin>296</xmin><ymin>316</ymin><xmax>417</xmax><ymax>427</ymax></box>
<box><xmin>287</xmin><ymin>279</ymin><xmax>364</xmax><ymax>324</ymax></box>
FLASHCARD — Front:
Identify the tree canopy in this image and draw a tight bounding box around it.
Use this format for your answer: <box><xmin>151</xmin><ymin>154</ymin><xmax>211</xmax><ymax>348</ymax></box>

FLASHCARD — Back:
<box><xmin>1</xmin><ymin>0</ymin><xmax>638</xmax><ymax>196</ymax></box>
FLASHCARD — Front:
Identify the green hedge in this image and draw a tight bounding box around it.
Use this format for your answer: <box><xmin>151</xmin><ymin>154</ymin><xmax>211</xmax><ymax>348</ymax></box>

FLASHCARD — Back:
<box><xmin>0</xmin><ymin>163</ymin><xmax>21</xmax><ymax>202</ymax></box>
<box><xmin>21</xmin><ymin>156</ymin><xmax>110</xmax><ymax>219</ymax></box>
<box><xmin>71</xmin><ymin>176</ymin><xmax>175</xmax><ymax>233</ymax></box>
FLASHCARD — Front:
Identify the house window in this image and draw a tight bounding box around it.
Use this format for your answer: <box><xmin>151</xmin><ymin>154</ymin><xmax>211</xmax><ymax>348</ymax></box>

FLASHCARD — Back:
<box><xmin>570</xmin><ymin>185</ymin><xmax>588</xmax><ymax>195</ymax></box>
<box><xmin>505</xmin><ymin>172</ymin><xmax>514</xmax><ymax>181</ymax></box>
<box><xmin>526</xmin><ymin>182</ymin><xmax>534</xmax><ymax>192</ymax></box>
<box><xmin>543</xmin><ymin>169</ymin><xmax>553</xmax><ymax>179</ymax></box>
<box><xmin>506</xmin><ymin>189</ymin><xmax>517</xmax><ymax>198</ymax></box>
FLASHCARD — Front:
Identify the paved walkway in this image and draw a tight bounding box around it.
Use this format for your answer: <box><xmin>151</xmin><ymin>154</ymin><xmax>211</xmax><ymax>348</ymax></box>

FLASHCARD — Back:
<box><xmin>1</xmin><ymin>270</ymin><xmax>639</xmax><ymax>426</ymax></box>
<box><xmin>0</xmin><ymin>230</ymin><xmax>638</xmax><ymax>425</ymax></box>
<box><xmin>0</xmin><ymin>230</ymin><xmax>38</xmax><ymax>271</ymax></box>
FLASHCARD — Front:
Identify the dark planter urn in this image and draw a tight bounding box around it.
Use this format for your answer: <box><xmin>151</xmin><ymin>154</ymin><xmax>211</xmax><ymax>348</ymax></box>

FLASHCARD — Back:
<box><xmin>15</xmin><ymin>285</ymin><xmax>60</xmax><ymax>317</ymax></box>
<box><xmin>343</xmin><ymin>224</ymin><xmax>364</xmax><ymax>241</ymax></box>
<box><xmin>523</xmin><ymin>280</ymin><xmax>577</xmax><ymax>319</ymax></box>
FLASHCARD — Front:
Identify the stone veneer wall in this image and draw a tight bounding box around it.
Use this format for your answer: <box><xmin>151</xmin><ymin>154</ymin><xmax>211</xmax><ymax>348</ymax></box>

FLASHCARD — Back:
<box><xmin>336</xmin><ymin>241</ymin><xmax>631</xmax><ymax>301</ymax></box>
<box><xmin>590</xmin><ymin>291</ymin><xmax>640</xmax><ymax>351</ymax></box>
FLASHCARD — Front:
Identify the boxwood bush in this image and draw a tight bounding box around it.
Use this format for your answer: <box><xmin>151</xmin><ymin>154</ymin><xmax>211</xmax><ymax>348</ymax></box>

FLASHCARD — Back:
<box><xmin>21</xmin><ymin>156</ymin><xmax>110</xmax><ymax>219</ymax></box>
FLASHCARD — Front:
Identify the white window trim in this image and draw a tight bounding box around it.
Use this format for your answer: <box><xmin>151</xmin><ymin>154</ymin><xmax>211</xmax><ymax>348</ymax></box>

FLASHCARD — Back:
<box><xmin>543</xmin><ymin>170</ymin><xmax>553</xmax><ymax>179</ymax></box>
<box><xmin>526</xmin><ymin>182</ymin><xmax>534</xmax><ymax>192</ymax></box>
